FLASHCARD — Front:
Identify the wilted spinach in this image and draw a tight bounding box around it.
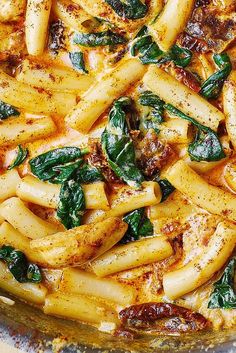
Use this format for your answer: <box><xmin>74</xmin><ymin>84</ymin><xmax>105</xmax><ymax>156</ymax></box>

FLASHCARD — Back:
<box><xmin>121</xmin><ymin>208</ymin><xmax>153</xmax><ymax>243</ymax></box>
<box><xmin>139</xmin><ymin>91</ymin><xmax>165</xmax><ymax>133</ymax></box>
<box><xmin>157</xmin><ymin>179</ymin><xmax>175</xmax><ymax>202</ymax></box>
<box><xmin>165</xmin><ymin>104</ymin><xmax>225</xmax><ymax>162</ymax></box>
<box><xmin>0</xmin><ymin>245</ymin><xmax>41</xmax><ymax>283</ymax></box>
<box><xmin>208</xmin><ymin>257</ymin><xmax>236</xmax><ymax>309</ymax></box>
<box><xmin>29</xmin><ymin>147</ymin><xmax>88</xmax><ymax>184</ymax></box>
<box><xmin>102</xmin><ymin>97</ymin><xmax>144</xmax><ymax>187</ymax></box>
<box><xmin>0</xmin><ymin>100</ymin><xmax>20</xmax><ymax>120</ymax></box>
<box><xmin>200</xmin><ymin>53</ymin><xmax>232</xmax><ymax>99</ymax></box>
<box><xmin>69</xmin><ymin>51</ymin><xmax>88</xmax><ymax>74</ymax></box>
<box><xmin>8</xmin><ymin>145</ymin><xmax>28</xmax><ymax>170</ymax></box>
<box><xmin>73</xmin><ymin>30</ymin><xmax>127</xmax><ymax>47</ymax></box>
<box><xmin>157</xmin><ymin>45</ymin><xmax>192</xmax><ymax>68</ymax></box>
<box><xmin>105</xmin><ymin>0</ymin><xmax>148</xmax><ymax>19</ymax></box>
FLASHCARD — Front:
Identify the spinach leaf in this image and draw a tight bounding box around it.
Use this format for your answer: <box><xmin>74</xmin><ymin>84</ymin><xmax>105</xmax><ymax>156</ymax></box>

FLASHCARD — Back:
<box><xmin>69</xmin><ymin>51</ymin><xmax>88</xmax><ymax>74</ymax></box>
<box><xmin>29</xmin><ymin>147</ymin><xmax>88</xmax><ymax>184</ymax></box>
<box><xmin>74</xmin><ymin>164</ymin><xmax>103</xmax><ymax>183</ymax></box>
<box><xmin>0</xmin><ymin>100</ymin><xmax>20</xmax><ymax>120</ymax></box>
<box><xmin>8</xmin><ymin>145</ymin><xmax>28</xmax><ymax>170</ymax></box>
<box><xmin>0</xmin><ymin>245</ymin><xmax>42</xmax><ymax>283</ymax></box>
<box><xmin>200</xmin><ymin>53</ymin><xmax>232</xmax><ymax>99</ymax></box>
<box><xmin>73</xmin><ymin>30</ymin><xmax>126</xmax><ymax>47</ymax></box>
<box><xmin>208</xmin><ymin>257</ymin><xmax>236</xmax><ymax>309</ymax></box>
<box><xmin>158</xmin><ymin>179</ymin><xmax>175</xmax><ymax>202</ymax></box>
<box><xmin>157</xmin><ymin>45</ymin><xmax>192</xmax><ymax>68</ymax></box>
<box><xmin>121</xmin><ymin>208</ymin><xmax>153</xmax><ymax>243</ymax></box>
<box><xmin>57</xmin><ymin>179</ymin><xmax>85</xmax><ymax>229</ymax></box>
<box><xmin>139</xmin><ymin>91</ymin><xmax>165</xmax><ymax>133</ymax></box>
<box><xmin>105</xmin><ymin>0</ymin><xmax>148</xmax><ymax>19</ymax></box>
<box><xmin>102</xmin><ymin>97</ymin><xmax>144</xmax><ymax>187</ymax></box>
<box><xmin>165</xmin><ymin>104</ymin><xmax>225</xmax><ymax>162</ymax></box>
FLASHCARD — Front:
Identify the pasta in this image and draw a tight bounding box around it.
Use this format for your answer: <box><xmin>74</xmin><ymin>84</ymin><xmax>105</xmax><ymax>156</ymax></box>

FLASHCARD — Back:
<box><xmin>0</xmin><ymin>0</ymin><xmax>235</xmax><ymax>337</ymax></box>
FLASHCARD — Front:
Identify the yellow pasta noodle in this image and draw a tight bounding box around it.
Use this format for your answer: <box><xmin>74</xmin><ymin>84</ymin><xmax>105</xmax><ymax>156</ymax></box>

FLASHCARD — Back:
<box><xmin>223</xmin><ymin>70</ymin><xmax>236</xmax><ymax>150</ymax></box>
<box><xmin>66</xmin><ymin>59</ymin><xmax>146</xmax><ymax>133</ymax></box>
<box><xmin>91</xmin><ymin>236</ymin><xmax>173</xmax><ymax>277</ymax></box>
<box><xmin>0</xmin><ymin>169</ymin><xmax>21</xmax><ymax>202</ymax></box>
<box><xmin>163</xmin><ymin>221</ymin><xmax>236</xmax><ymax>299</ymax></box>
<box><xmin>143</xmin><ymin>66</ymin><xmax>224</xmax><ymax>131</ymax></box>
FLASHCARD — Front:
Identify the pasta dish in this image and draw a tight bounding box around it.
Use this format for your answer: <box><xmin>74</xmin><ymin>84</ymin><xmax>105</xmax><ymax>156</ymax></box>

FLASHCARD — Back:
<box><xmin>0</xmin><ymin>0</ymin><xmax>235</xmax><ymax>338</ymax></box>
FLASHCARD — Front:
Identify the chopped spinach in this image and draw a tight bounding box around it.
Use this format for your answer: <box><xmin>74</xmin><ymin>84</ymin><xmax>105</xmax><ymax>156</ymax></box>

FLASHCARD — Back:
<box><xmin>73</xmin><ymin>30</ymin><xmax>127</xmax><ymax>47</ymax></box>
<box><xmin>74</xmin><ymin>163</ymin><xmax>103</xmax><ymax>184</ymax></box>
<box><xmin>200</xmin><ymin>53</ymin><xmax>232</xmax><ymax>99</ymax></box>
<box><xmin>102</xmin><ymin>97</ymin><xmax>144</xmax><ymax>187</ymax></box>
<box><xmin>157</xmin><ymin>45</ymin><xmax>192</xmax><ymax>68</ymax></box>
<box><xmin>69</xmin><ymin>51</ymin><xmax>88</xmax><ymax>74</ymax></box>
<box><xmin>158</xmin><ymin>179</ymin><xmax>175</xmax><ymax>202</ymax></box>
<box><xmin>208</xmin><ymin>257</ymin><xmax>236</xmax><ymax>309</ymax></box>
<box><xmin>121</xmin><ymin>208</ymin><xmax>153</xmax><ymax>243</ymax></box>
<box><xmin>105</xmin><ymin>0</ymin><xmax>148</xmax><ymax>19</ymax></box>
<box><xmin>29</xmin><ymin>147</ymin><xmax>89</xmax><ymax>184</ymax></box>
<box><xmin>0</xmin><ymin>100</ymin><xmax>20</xmax><ymax>120</ymax></box>
<box><xmin>0</xmin><ymin>245</ymin><xmax>42</xmax><ymax>283</ymax></box>
<box><xmin>48</xmin><ymin>20</ymin><xmax>65</xmax><ymax>54</ymax></box>
<box><xmin>165</xmin><ymin>104</ymin><xmax>225</xmax><ymax>162</ymax></box>
<box><xmin>8</xmin><ymin>145</ymin><xmax>28</xmax><ymax>170</ymax></box>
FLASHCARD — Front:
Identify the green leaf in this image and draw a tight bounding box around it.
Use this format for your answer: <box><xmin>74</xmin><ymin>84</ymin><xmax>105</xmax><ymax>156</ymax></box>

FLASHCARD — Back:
<box><xmin>73</xmin><ymin>30</ymin><xmax>127</xmax><ymax>47</ymax></box>
<box><xmin>139</xmin><ymin>91</ymin><xmax>165</xmax><ymax>134</ymax></box>
<box><xmin>157</xmin><ymin>45</ymin><xmax>192</xmax><ymax>68</ymax></box>
<box><xmin>0</xmin><ymin>245</ymin><xmax>42</xmax><ymax>283</ymax></box>
<box><xmin>208</xmin><ymin>257</ymin><xmax>236</xmax><ymax>309</ymax></box>
<box><xmin>200</xmin><ymin>53</ymin><xmax>232</xmax><ymax>99</ymax></box>
<box><xmin>57</xmin><ymin>179</ymin><xmax>85</xmax><ymax>229</ymax></box>
<box><xmin>165</xmin><ymin>104</ymin><xmax>225</xmax><ymax>162</ymax></box>
<box><xmin>69</xmin><ymin>51</ymin><xmax>88</xmax><ymax>74</ymax></box>
<box><xmin>158</xmin><ymin>179</ymin><xmax>175</xmax><ymax>202</ymax></box>
<box><xmin>74</xmin><ymin>164</ymin><xmax>103</xmax><ymax>183</ymax></box>
<box><xmin>105</xmin><ymin>0</ymin><xmax>148</xmax><ymax>19</ymax></box>
<box><xmin>121</xmin><ymin>208</ymin><xmax>153</xmax><ymax>243</ymax></box>
<box><xmin>0</xmin><ymin>100</ymin><xmax>20</xmax><ymax>120</ymax></box>
<box><xmin>29</xmin><ymin>147</ymin><xmax>88</xmax><ymax>183</ymax></box>
<box><xmin>102</xmin><ymin>97</ymin><xmax>144</xmax><ymax>187</ymax></box>
<box><xmin>8</xmin><ymin>145</ymin><xmax>28</xmax><ymax>170</ymax></box>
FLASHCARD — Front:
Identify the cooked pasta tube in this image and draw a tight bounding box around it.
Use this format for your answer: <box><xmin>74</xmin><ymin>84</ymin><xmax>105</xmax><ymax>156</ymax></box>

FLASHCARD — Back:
<box><xmin>17</xmin><ymin>176</ymin><xmax>109</xmax><ymax>210</ymax></box>
<box><xmin>60</xmin><ymin>268</ymin><xmax>135</xmax><ymax>305</ymax></box>
<box><xmin>0</xmin><ymin>222</ymin><xmax>46</xmax><ymax>265</ymax></box>
<box><xmin>143</xmin><ymin>66</ymin><xmax>224</xmax><ymax>131</ymax></box>
<box><xmin>91</xmin><ymin>236</ymin><xmax>173</xmax><ymax>277</ymax></box>
<box><xmin>44</xmin><ymin>292</ymin><xmax>118</xmax><ymax>324</ymax></box>
<box><xmin>223</xmin><ymin>71</ymin><xmax>236</xmax><ymax>150</ymax></box>
<box><xmin>163</xmin><ymin>221</ymin><xmax>236</xmax><ymax>299</ymax></box>
<box><xmin>0</xmin><ymin>262</ymin><xmax>47</xmax><ymax>304</ymax></box>
<box><xmin>158</xmin><ymin>119</ymin><xmax>190</xmax><ymax>144</ymax></box>
<box><xmin>199</xmin><ymin>54</ymin><xmax>215</xmax><ymax>80</ymax></box>
<box><xmin>0</xmin><ymin>197</ymin><xmax>60</xmax><ymax>239</ymax></box>
<box><xmin>0</xmin><ymin>116</ymin><xmax>56</xmax><ymax>147</ymax></box>
<box><xmin>66</xmin><ymin>59</ymin><xmax>146</xmax><ymax>133</ymax></box>
<box><xmin>30</xmin><ymin>217</ymin><xmax>127</xmax><ymax>268</ymax></box>
<box><xmin>84</xmin><ymin>181</ymin><xmax>161</xmax><ymax>224</ymax></box>
<box><xmin>0</xmin><ymin>214</ymin><xmax>4</xmax><ymax>225</ymax></box>
<box><xmin>25</xmin><ymin>0</ymin><xmax>52</xmax><ymax>56</ymax></box>
<box><xmin>16</xmin><ymin>59</ymin><xmax>94</xmax><ymax>93</ymax></box>
<box><xmin>166</xmin><ymin>160</ymin><xmax>236</xmax><ymax>222</ymax></box>
<box><xmin>0</xmin><ymin>70</ymin><xmax>76</xmax><ymax>115</ymax></box>
<box><xmin>52</xmin><ymin>0</ymin><xmax>95</xmax><ymax>32</ymax></box>
<box><xmin>148</xmin><ymin>0</ymin><xmax>195</xmax><ymax>51</ymax></box>
<box><xmin>0</xmin><ymin>169</ymin><xmax>21</xmax><ymax>202</ymax></box>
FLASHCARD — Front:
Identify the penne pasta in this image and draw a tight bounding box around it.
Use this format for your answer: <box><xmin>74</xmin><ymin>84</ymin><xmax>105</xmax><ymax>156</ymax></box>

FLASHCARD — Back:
<box><xmin>30</xmin><ymin>217</ymin><xmax>127</xmax><ymax>268</ymax></box>
<box><xmin>0</xmin><ymin>70</ymin><xmax>76</xmax><ymax>115</ymax></box>
<box><xmin>60</xmin><ymin>268</ymin><xmax>135</xmax><ymax>305</ymax></box>
<box><xmin>84</xmin><ymin>181</ymin><xmax>161</xmax><ymax>224</ymax></box>
<box><xmin>223</xmin><ymin>70</ymin><xmax>236</xmax><ymax>150</ymax></box>
<box><xmin>0</xmin><ymin>197</ymin><xmax>60</xmax><ymax>239</ymax></box>
<box><xmin>0</xmin><ymin>116</ymin><xmax>56</xmax><ymax>147</ymax></box>
<box><xmin>0</xmin><ymin>262</ymin><xmax>47</xmax><ymax>304</ymax></box>
<box><xmin>163</xmin><ymin>221</ymin><xmax>236</xmax><ymax>299</ymax></box>
<box><xmin>44</xmin><ymin>292</ymin><xmax>118</xmax><ymax>324</ymax></box>
<box><xmin>17</xmin><ymin>176</ymin><xmax>109</xmax><ymax>210</ymax></box>
<box><xmin>16</xmin><ymin>59</ymin><xmax>94</xmax><ymax>93</ymax></box>
<box><xmin>165</xmin><ymin>160</ymin><xmax>236</xmax><ymax>222</ymax></box>
<box><xmin>143</xmin><ymin>66</ymin><xmax>225</xmax><ymax>131</ymax></box>
<box><xmin>66</xmin><ymin>59</ymin><xmax>146</xmax><ymax>133</ymax></box>
<box><xmin>0</xmin><ymin>169</ymin><xmax>21</xmax><ymax>202</ymax></box>
<box><xmin>91</xmin><ymin>236</ymin><xmax>173</xmax><ymax>277</ymax></box>
<box><xmin>159</xmin><ymin>118</ymin><xmax>190</xmax><ymax>144</ymax></box>
<box><xmin>148</xmin><ymin>0</ymin><xmax>195</xmax><ymax>51</ymax></box>
<box><xmin>25</xmin><ymin>0</ymin><xmax>52</xmax><ymax>56</ymax></box>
